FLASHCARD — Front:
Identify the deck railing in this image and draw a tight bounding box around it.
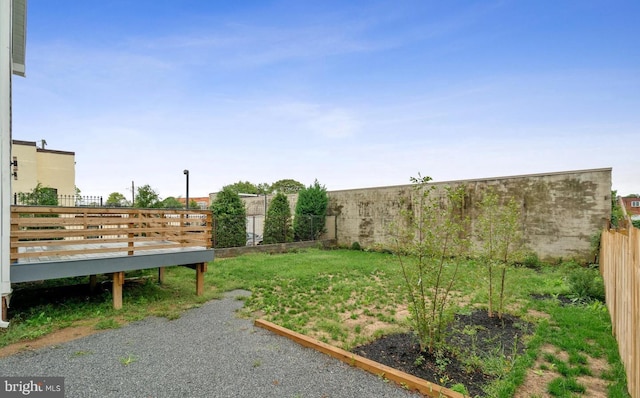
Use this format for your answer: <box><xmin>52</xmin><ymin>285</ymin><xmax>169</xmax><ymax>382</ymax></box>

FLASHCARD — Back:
<box><xmin>10</xmin><ymin>206</ymin><xmax>212</xmax><ymax>263</ymax></box>
<box><xmin>600</xmin><ymin>225</ymin><xmax>640</xmax><ymax>398</ymax></box>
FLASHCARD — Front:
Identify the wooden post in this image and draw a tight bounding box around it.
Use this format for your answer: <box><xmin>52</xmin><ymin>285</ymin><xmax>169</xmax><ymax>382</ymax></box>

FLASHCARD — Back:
<box><xmin>1</xmin><ymin>296</ymin><xmax>7</xmax><ymax>323</ymax></box>
<box><xmin>10</xmin><ymin>216</ymin><xmax>18</xmax><ymax>263</ymax></box>
<box><xmin>195</xmin><ymin>263</ymin><xmax>206</xmax><ymax>296</ymax></box>
<box><xmin>128</xmin><ymin>221</ymin><xmax>134</xmax><ymax>256</ymax></box>
<box><xmin>158</xmin><ymin>267</ymin><xmax>165</xmax><ymax>284</ymax></box>
<box><xmin>112</xmin><ymin>271</ymin><xmax>124</xmax><ymax>310</ymax></box>
<box><xmin>89</xmin><ymin>274</ymin><xmax>97</xmax><ymax>292</ymax></box>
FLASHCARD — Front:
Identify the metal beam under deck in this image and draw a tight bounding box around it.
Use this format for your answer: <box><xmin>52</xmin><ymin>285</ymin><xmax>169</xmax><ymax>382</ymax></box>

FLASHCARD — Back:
<box><xmin>10</xmin><ymin>249</ymin><xmax>214</xmax><ymax>283</ymax></box>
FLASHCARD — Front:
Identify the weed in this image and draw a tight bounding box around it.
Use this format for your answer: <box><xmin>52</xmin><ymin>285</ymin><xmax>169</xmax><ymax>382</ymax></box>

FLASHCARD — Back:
<box><xmin>119</xmin><ymin>354</ymin><xmax>137</xmax><ymax>366</ymax></box>
<box><xmin>435</xmin><ymin>350</ymin><xmax>451</xmax><ymax>374</ymax></box>
<box><xmin>566</xmin><ymin>267</ymin><xmax>605</xmax><ymax>302</ymax></box>
<box><xmin>94</xmin><ymin>319</ymin><xmax>120</xmax><ymax>330</ymax></box>
<box><xmin>547</xmin><ymin>377</ymin><xmax>586</xmax><ymax>396</ymax></box>
<box><xmin>450</xmin><ymin>383</ymin><xmax>469</xmax><ymax>395</ymax></box>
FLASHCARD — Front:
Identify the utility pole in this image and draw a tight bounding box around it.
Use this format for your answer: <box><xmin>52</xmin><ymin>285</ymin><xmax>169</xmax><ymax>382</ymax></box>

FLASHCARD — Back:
<box><xmin>183</xmin><ymin>170</ymin><xmax>189</xmax><ymax>209</ymax></box>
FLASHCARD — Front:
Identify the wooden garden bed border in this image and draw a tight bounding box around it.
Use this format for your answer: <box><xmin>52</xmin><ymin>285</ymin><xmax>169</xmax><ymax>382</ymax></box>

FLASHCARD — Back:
<box><xmin>254</xmin><ymin>319</ymin><xmax>465</xmax><ymax>398</ymax></box>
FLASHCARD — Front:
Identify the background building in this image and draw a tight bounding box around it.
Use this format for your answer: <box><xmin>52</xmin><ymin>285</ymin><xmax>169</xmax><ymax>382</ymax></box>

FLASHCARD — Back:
<box><xmin>11</xmin><ymin>139</ymin><xmax>76</xmax><ymax>199</ymax></box>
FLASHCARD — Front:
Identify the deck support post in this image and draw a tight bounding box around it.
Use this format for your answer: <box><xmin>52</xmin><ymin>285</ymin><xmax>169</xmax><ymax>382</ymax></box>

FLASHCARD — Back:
<box><xmin>158</xmin><ymin>267</ymin><xmax>165</xmax><ymax>285</ymax></box>
<box><xmin>112</xmin><ymin>271</ymin><xmax>124</xmax><ymax>310</ymax></box>
<box><xmin>195</xmin><ymin>263</ymin><xmax>206</xmax><ymax>296</ymax></box>
<box><xmin>89</xmin><ymin>275</ymin><xmax>97</xmax><ymax>292</ymax></box>
<box><xmin>1</xmin><ymin>296</ymin><xmax>7</xmax><ymax>323</ymax></box>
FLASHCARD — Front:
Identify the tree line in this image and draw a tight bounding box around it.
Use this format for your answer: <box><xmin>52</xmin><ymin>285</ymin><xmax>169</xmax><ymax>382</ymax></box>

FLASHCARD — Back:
<box><xmin>102</xmin><ymin>178</ymin><xmax>327</xmax><ymax>248</ymax></box>
<box><xmin>211</xmin><ymin>180</ymin><xmax>328</xmax><ymax>248</ymax></box>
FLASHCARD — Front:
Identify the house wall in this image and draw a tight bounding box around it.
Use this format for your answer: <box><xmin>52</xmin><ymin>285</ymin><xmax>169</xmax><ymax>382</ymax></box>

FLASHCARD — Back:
<box><xmin>620</xmin><ymin>197</ymin><xmax>640</xmax><ymax>218</ymax></box>
<box><xmin>11</xmin><ymin>140</ymin><xmax>76</xmax><ymax>198</ymax></box>
<box><xmin>327</xmin><ymin>168</ymin><xmax>612</xmax><ymax>262</ymax></box>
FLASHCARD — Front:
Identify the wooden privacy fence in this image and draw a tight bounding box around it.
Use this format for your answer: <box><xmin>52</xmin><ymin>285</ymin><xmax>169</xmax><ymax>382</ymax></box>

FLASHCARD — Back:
<box><xmin>10</xmin><ymin>206</ymin><xmax>212</xmax><ymax>262</ymax></box>
<box><xmin>600</xmin><ymin>225</ymin><xmax>640</xmax><ymax>398</ymax></box>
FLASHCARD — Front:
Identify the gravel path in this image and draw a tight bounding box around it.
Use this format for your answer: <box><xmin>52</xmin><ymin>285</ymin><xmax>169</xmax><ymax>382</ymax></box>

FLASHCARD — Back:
<box><xmin>0</xmin><ymin>290</ymin><xmax>417</xmax><ymax>398</ymax></box>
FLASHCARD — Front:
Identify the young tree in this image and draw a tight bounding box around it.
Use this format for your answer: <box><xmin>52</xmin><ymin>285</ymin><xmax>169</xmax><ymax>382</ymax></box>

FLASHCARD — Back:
<box><xmin>74</xmin><ymin>186</ymin><xmax>82</xmax><ymax>206</ymax></box>
<box><xmin>211</xmin><ymin>187</ymin><xmax>246</xmax><ymax>248</ymax></box>
<box><xmin>105</xmin><ymin>192</ymin><xmax>130</xmax><ymax>207</ymax></box>
<box><xmin>134</xmin><ymin>185</ymin><xmax>161</xmax><ymax>208</ymax></box>
<box><xmin>392</xmin><ymin>175</ymin><xmax>470</xmax><ymax>353</ymax></box>
<box><xmin>293</xmin><ymin>180</ymin><xmax>328</xmax><ymax>241</ymax></box>
<box><xmin>263</xmin><ymin>192</ymin><xmax>293</xmax><ymax>244</ymax></box>
<box><xmin>476</xmin><ymin>188</ymin><xmax>524</xmax><ymax>319</ymax></box>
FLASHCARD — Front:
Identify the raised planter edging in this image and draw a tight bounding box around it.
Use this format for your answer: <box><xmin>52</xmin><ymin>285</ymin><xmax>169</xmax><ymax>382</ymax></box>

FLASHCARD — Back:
<box><xmin>254</xmin><ymin>319</ymin><xmax>465</xmax><ymax>398</ymax></box>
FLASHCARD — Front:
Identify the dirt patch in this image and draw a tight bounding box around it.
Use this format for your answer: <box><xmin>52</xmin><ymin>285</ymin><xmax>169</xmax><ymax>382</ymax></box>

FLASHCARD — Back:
<box><xmin>0</xmin><ymin>325</ymin><xmax>100</xmax><ymax>358</ymax></box>
<box><xmin>526</xmin><ymin>309</ymin><xmax>551</xmax><ymax>320</ymax></box>
<box><xmin>514</xmin><ymin>344</ymin><xmax>611</xmax><ymax>398</ymax></box>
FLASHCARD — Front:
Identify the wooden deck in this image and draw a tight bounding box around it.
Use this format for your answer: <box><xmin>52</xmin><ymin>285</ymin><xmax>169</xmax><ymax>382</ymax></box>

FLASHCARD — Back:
<box><xmin>6</xmin><ymin>206</ymin><xmax>214</xmax><ymax>318</ymax></box>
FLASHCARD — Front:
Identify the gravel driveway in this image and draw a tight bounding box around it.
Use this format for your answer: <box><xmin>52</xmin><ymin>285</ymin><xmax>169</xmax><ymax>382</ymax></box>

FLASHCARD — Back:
<box><xmin>0</xmin><ymin>290</ymin><xmax>416</xmax><ymax>398</ymax></box>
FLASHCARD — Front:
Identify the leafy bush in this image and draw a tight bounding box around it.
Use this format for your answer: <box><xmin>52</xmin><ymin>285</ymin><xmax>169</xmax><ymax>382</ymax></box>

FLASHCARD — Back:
<box><xmin>566</xmin><ymin>267</ymin><xmax>605</xmax><ymax>302</ymax></box>
<box><xmin>610</xmin><ymin>190</ymin><xmax>625</xmax><ymax>228</ymax></box>
<box><xmin>293</xmin><ymin>180</ymin><xmax>328</xmax><ymax>241</ymax></box>
<box><xmin>350</xmin><ymin>242</ymin><xmax>362</xmax><ymax>251</ymax></box>
<box><xmin>263</xmin><ymin>192</ymin><xmax>293</xmax><ymax>244</ymax></box>
<box><xmin>520</xmin><ymin>252</ymin><xmax>541</xmax><ymax>269</ymax></box>
<box><xmin>589</xmin><ymin>232</ymin><xmax>601</xmax><ymax>263</ymax></box>
<box><xmin>17</xmin><ymin>183</ymin><xmax>59</xmax><ymax>206</ymax></box>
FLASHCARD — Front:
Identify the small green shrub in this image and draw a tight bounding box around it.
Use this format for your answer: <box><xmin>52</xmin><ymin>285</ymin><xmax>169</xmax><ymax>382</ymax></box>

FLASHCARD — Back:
<box><xmin>521</xmin><ymin>252</ymin><xmax>541</xmax><ymax>269</ymax></box>
<box><xmin>566</xmin><ymin>267</ymin><xmax>605</xmax><ymax>302</ymax></box>
<box><xmin>350</xmin><ymin>242</ymin><xmax>362</xmax><ymax>251</ymax></box>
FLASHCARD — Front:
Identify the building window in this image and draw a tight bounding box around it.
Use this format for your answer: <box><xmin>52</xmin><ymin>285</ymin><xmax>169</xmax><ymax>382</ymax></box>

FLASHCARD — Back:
<box><xmin>631</xmin><ymin>200</ymin><xmax>640</xmax><ymax>207</ymax></box>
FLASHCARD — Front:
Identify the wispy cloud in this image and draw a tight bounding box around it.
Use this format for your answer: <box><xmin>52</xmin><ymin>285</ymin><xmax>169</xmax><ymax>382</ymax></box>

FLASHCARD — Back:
<box><xmin>267</xmin><ymin>102</ymin><xmax>361</xmax><ymax>139</ymax></box>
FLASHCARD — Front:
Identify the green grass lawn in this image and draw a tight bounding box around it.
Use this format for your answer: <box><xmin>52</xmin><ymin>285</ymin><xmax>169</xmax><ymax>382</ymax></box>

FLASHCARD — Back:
<box><xmin>0</xmin><ymin>248</ymin><xmax>630</xmax><ymax>397</ymax></box>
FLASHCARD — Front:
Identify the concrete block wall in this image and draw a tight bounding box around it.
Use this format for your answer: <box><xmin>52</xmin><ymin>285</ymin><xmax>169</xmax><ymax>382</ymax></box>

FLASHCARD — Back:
<box><xmin>327</xmin><ymin>168</ymin><xmax>612</xmax><ymax>262</ymax></box>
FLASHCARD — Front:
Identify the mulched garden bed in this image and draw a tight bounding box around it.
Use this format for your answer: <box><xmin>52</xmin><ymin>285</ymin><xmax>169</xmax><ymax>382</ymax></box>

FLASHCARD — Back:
<box><xmin>353</xmin><ymin>310</ymin><xmax>533</xmax><ymax>397</ymax></box>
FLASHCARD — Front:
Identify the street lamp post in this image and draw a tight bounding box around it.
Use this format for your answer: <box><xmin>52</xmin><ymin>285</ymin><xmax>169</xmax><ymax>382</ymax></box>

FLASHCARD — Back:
<box><xmin>183</xmin><ymin>170</ymin><xmax>189</xmax><ymax>209</ymax></box>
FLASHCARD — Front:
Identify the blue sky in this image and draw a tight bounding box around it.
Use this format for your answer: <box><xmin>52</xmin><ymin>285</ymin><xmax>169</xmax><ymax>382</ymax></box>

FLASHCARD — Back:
<box><xmin>12</xmin><ymin>1</ymin><xmax>640</xmax><ymax>199</ymax></box>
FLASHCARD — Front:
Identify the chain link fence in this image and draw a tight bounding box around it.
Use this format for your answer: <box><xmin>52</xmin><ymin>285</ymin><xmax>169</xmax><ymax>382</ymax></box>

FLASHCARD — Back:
<box><xmin>213</xmin><ymin>214</ymin><xmax>335</xmax><ymax>248</ymax></box>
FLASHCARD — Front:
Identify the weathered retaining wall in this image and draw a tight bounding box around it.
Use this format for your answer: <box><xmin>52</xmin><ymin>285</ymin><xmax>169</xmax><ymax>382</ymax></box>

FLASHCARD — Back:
<box><xmin>327</xmin><ymin>168</ymin><xmax>612</xmax><ymax>262</ymax></box>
